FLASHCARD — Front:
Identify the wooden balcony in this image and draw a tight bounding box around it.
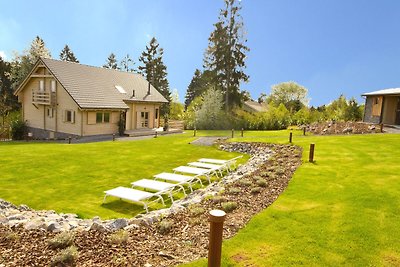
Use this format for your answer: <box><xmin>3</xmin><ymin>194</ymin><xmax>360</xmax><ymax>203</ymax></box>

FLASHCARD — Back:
<box><xmin>32</xmin><ymin>91</ymin><xmax>56</xmax><ymax>106</ymax></box>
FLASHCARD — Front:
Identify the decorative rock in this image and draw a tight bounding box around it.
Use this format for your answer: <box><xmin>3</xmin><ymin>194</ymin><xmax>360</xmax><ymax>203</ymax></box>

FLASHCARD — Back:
<box><xmin>106</xmin><ymin>218</ymin><xmax>128</xmax><ymax>230</ymax></box>
<box><xmin>46</xmin><ymin>221</ymin><xmax>61</xmax><ymax>232</ymax></box>
<box><xmin>90</xmin><ymin>222</ymin><xmax>107</xmax><ymax>232</ymax></box>
<box><xmin>342</xmin><ymin>127</ymin><xmax>353</xmax><ymax>133</ymax></box>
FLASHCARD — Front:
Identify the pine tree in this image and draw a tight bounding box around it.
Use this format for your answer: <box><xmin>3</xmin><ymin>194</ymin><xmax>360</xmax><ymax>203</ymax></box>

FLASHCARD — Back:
<box><xmin>59</xmin><ymin>45</ymin><xmax>79</xmax><ymax>63</ymax></box>
<box><xmin>184</xmin><ymin>69</ymin><xmax>217</xmax><ymax>109</ymax></box>
<box><xmin>10</xmin><ymin>36</ymin><xmax>52</xmax><ymax>89</ymax></box>
<box><xmin>138</xmin><ymin>37</ymin><xmax>171</xmax><ymax>116</ymax></box>
<box><xmin>103</xmin><ymin>53</ymin><xmax>119</xmax><ymax>69</ymax></box>
<box><xmin>204</xmin><ymin>0</ymin><xmax>250</xmax><ymax>111</ymax></box>
<box><xmin>119</xmin><ymin>54</ymin><xmax>136</xmax><ymax>72</ymax></box>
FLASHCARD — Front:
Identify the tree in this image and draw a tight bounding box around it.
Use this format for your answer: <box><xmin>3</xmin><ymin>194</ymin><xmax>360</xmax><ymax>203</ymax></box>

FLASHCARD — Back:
<box><xmin>267</xmin><ymin>81</ymin><xmax>309</xmax><ymax>113</ymax></box>
<box><xmin>204</xmin><ymin>0</ymin><xmax>249</xmax><ymax>111</ymax></box>
<box><xmin>195</xmin><ymin>87</ymin><xmax>226</xmax><ymax>129</ymax></box>
<box><xmin>10</xmin><ymin>36</ymin><xmax>52</xmax><ymax>89</ymax></box>
<box><xmin>184</xmin><ymin>69</ymin><xmax>217</xmax><ymax>109</ymax></box>
<box><xmin>138</xmin><ymin>37</ymin><xmax>171</xmax><ymax>116</ymax></box>
<box><xmin>0</xmin><ymin>56</ymin><xmax>16</xmax><ymax>125</ymax></box>
<box><xmin>258</xmin><ymin>93</ymin><xmax>267</xmax><ymax>103</ymax></box>
<box><xmin>344</xmin><ymin>97</ymin><xmax>363</xmax><ymax>121</ymax></box>
<box><xmin>169</xmin><ymin>89</ymin><xmax>184</xmax><ymax>120</ymax></box>
<box><xmin>59</xmin><ymin>45</ymin><xmax>79</xmax><ymax>63</ymax></box>
<box><xmin>103</xmin><ymin>53</ymin><xmax>119</xmax><ymax>69</ymax></box>
<box><xmin>119</xmin><ymin>54</ymin><xmax>136</xmax><ymax>72</ymax></box>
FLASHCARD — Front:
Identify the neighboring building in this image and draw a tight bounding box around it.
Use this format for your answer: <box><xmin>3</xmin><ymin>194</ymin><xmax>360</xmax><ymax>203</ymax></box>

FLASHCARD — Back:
<box><xmin>362</xmin><ymin>88</ymin><xmax>400</xmax><ymax>125</ymax></box>
<box><xmin>243</xmin><ymin>100</ymin><xmax>267</xmax><ymax>113</ymax></box>
<box><xmin>14</xmin><ymin>58</ymin><xmax>168</xmax><ymax>139</ymax></box>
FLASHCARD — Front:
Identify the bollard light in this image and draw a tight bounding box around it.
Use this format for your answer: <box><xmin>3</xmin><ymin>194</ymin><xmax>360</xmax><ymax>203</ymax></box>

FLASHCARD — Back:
<box><xmin>208</xmin><ymin>209</ymin><xmax>226</xmax><ymax>267</ymax></box>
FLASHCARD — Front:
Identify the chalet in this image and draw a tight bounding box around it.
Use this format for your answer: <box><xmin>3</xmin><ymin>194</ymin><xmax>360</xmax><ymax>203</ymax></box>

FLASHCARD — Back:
<box><xmin>362</xmin><ymin>88</ymin><xmax>400</xmax><ymax>125</ymax></box>
<box><xmin>14</xmin><ymin>58</ymin><xmax>168</xmax><ymax>139</ymax></box>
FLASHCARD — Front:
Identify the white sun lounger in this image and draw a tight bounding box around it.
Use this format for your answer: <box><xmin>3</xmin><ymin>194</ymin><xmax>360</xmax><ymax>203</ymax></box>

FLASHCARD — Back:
<box><xmin>131</xmin><ymin>179</ymin><xmax>186</xmax><ymax>202</ymax></box>
<box><xmin>173</xmin><ymin>166</ymin><xmax>212</xmax><ymax>183</ymax></box>
<box><xmin>187</xmin><ymin>162</ymin><xmax>225</xmax><ymax>177</ymax></box>
<box><xmin>199</xmin><ymin>156</ymin><xmax>243</xmax><ymax>171</ymax></box>
<box><xmin>154</xmin><ymin>172</ymin><xmax>202</xmax><ymax>192</ymax></box>
<box><xmin>103</xmin><ymin>186</ymin><xmax>164</xmax><ymax>213</ymax></box>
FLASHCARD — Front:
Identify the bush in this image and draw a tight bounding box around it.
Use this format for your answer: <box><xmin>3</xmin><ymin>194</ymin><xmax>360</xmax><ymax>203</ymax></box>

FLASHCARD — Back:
<box><xmin>48</xmin><ymin>232</ymin><xmax>74</xmax><ymax>249</ymax></box>
<box><xmin>158</xmin><ymin>219</ymin><xmax>174</xmax><ymax>235</ymax></box>
<box><xmin>50</xmin><ymin>246</ymin><xmax>78</xmax><ymax>267</ymax></box>
<box><xmin>221</xmin><ymin>201</ymin><xmax>238</xmax><ymax>213</ymax></box>
<box><xmin>10</xmin><ymin>119</ymin><xmax>27</xmax><ymax>140</ymax></box>
<box><xmin>109</xmin><ymin>230</ymin><xmax>129</xmax><ymax>245</ymax></box>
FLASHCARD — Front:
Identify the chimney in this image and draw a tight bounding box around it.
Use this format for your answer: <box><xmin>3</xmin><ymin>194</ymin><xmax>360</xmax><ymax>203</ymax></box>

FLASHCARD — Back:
<box><xmin>131</xmin><ymin>89</ymin><xmax>135</xmax><ymax>98</ymax></box>
<box><xmin>147</xmin><ymin>81</ymin><xmax>151</xmax><ymax>95</ymax></box>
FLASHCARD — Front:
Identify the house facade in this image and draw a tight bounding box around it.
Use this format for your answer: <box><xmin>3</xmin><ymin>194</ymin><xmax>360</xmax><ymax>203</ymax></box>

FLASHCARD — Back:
<box><xmin>362</xmin><ymin>88</ymin><xmax>400</xmax><ymax>125</ymax></box>
<box><xmin>15</xmin><ymin>58</ymin><xmax>168</xmax><ymax>139</ymax></box>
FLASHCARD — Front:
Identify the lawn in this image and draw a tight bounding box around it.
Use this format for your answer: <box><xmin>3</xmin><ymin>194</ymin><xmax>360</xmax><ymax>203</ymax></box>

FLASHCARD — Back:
<box><xmin>0</xmin><ymin>133</ymin><xmax>246</xmax><ymax>219</ymax></box>
<box><xmin>183</xmin><ymin>132</ymin><xmax>400</xmax><ymax>266</ymax></box>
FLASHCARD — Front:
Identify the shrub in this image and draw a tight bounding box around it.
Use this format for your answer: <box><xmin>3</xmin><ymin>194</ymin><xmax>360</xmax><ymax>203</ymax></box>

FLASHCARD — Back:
<box><xmin>211</xmin><ymin>196</ymin><xmax>227</xmax><ymax>204</ymax></box>
<box><xmin>50</xmin><ymin>246</ymin><xmax>78</xmax><ymax>267</ymax></box>
<box><xmin>221</xmin><ymin>202</ymin><xmax>238</xmax><ymax>213</ymax></box>
<box><xmin>227</xmin><ymin>187</ymin><xmax>241</xmax><ymax>195</ymax></box>
<box><xmin>4</xmin><ymin>231</ymin><xmax>19</xmax><ymax>242</ymax></box>
<box><xmin>10</xmin><ymin>119</ymin><xmax>27</xmax><ymax>140</ymax></box>
<box><xmin>251</xmin><ymin>187</ymin><xmax>262</xmax><ymax>194</ymax></box>
<box><xmin>189</xmin><ymin>205</ymin><xmax>205</xmax><ymax>217</ymax></box>
<box><xmin>48</xmin><ymin>232</ymin><xmax>74</xmax><ymax>249</ymax></box>
<box><xmin>255</xmin><ymin>178</ymin><xmax>267</xmax><ymax>187</ymax></box>
<box><xmin>109</xmin><ymin>230</ymin><xmax>129</xmax><ymax>245</ymax></box>
<box><xmin>158</xmin><ymin>220</ymin><xmax>173</xmax><ymax>235</ymax></box>
<box><xmin>238</xmin><ymin>179</ymin><xmax>252</xmax><ymax>187</ymax></box>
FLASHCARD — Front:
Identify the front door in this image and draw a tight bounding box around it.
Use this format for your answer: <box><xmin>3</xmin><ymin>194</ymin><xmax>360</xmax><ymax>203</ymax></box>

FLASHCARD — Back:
<box><xmin>140</xmin><ymin>111</ymin><xmax>149</xmax><ymax>128</ymax></box>
<box><xmin>396</xmin><ymin>97</ymin><xmax>400</xmax><ymax>125</ymax></box>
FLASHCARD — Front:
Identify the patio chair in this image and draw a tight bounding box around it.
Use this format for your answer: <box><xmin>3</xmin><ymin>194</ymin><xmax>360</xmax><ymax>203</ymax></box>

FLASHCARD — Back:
<box><xmin>198</xmin><ymin>155</ymin><xmax>243</xmax><ymax>171</ymax></box>
<box><xmin>187</xmin><ymin>162</ymin><xmax>225</xmax><ymax>177</ymax></box>
<box><xmin>173</xmin><ymin>166</ymin><xmax>212</xmax><ymax>183</ymax></box>
<box><xmin>154</xmin><ymin>172</ymin><xmax>202</xmax><ymax>192</ymax></box>
<box><xmin>131</xmin><ymin>178</ymin><xmax>186</xmax><ymax>202</ymax></box>
<box><xmin>103</xmin><ymin>186</ymin><xmax>164</xmax><ymax>213</ymax></box>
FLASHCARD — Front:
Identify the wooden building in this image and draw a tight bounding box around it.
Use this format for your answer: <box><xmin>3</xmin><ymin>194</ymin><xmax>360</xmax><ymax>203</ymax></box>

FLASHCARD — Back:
<box><xmin>362</xmin><ymin>88</ymin><xmax>400</xmax><ymax>125</ymax></box>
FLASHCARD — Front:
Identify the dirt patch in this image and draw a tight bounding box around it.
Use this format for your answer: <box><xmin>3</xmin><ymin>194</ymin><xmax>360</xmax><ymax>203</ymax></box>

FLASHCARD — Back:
<box><xmin>0</xmin><ymin>143</ymin><xmax>302</xmax><ymax>266</ymax></box>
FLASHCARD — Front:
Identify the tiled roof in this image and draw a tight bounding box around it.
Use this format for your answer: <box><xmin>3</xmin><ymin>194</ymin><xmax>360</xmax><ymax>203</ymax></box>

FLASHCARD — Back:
<box><xmin>41</xmin><ymin>58</ymin><xmax>168</xmax><ymax>109</ymax></box>
<box><xmin>244</xmin><ymin>100</ymin><xmax>267</xmax><ymax>112</ymax></box>
<box><xmin>362</xmin><ymin>88</ymin><xmax>400</xmax><ymax>96</ymax></box>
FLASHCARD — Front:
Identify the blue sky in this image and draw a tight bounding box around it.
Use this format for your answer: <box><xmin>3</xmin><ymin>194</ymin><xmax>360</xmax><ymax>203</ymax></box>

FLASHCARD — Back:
<box><xmin>1</xmin><ymin>0</ymin><xmax>399</xmax><ymax>106</ymax></box>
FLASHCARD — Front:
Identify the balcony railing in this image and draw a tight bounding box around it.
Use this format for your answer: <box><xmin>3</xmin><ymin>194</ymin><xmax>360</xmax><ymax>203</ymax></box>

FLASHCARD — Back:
<box><xmin>32</xmin><ymin>91</ymin><xmax>56</xmax><ymax>106</ymax></box>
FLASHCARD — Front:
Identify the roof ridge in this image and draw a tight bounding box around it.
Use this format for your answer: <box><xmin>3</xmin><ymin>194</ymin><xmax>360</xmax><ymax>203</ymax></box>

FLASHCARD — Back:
<box><xmin>40</xmin><ymin>57</ymin><xmax>143</xmax><ymax>77</ymax></box>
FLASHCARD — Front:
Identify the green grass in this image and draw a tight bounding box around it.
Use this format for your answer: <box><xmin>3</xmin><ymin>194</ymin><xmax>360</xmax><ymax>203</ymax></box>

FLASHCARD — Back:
<box><xmin>182</xmin><ymin>132</ymin><xmax>400</xmax><ymax>266</ymax></box>
<box><xmin>0</xmin><ymin>133</ymin><xmax>245</xmax><ymax>219</ymax></box>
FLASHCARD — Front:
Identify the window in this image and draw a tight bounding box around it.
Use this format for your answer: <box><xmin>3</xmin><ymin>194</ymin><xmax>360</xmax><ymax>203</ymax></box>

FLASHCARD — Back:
<box><xmin>104</xmin><ymin>112</ymin><xmax>110</xmax><ymax>123</ymax></box>
<box><xmin>96</xmin><ymin>112</ymin><xmax>103</xmax><ymax>123</ymax></box>
<box><xmin>155</xmin><ymin>108</ymin><xmax>159</xmax><ymax>119</ymax></box>
<box><xmin>96</xmin><ymin>112</ymin><xmax>111</xmax><ymax>123</ymax></box>
<box><xmin>47</xmin><ymin>108</ymin><xmax>54</xmax><ymax>118</ymax></box>
<box><xmin>65</xmin><ymin>110</ymin><xmax>75</xmax><ymax>123</ymax></box>
<box><xmin>39</xmin><ymin>80</ymin><xmax>44</xmax><ymax>91</ymax></box>
<box><xmin>51</xmin><ymin>80</ymin><xmax>57</xmax><ymax>92</ymax></box>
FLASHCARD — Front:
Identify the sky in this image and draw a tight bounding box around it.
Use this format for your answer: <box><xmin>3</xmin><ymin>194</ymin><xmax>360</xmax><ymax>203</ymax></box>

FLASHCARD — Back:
<box><xmin>1</xmin><ymin>0</ymin><xmax>400</xmax><ymax>106</ymax></box>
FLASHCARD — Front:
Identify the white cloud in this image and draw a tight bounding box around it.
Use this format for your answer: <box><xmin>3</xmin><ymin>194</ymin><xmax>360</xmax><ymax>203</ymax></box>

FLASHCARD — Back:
<box><xmin>0</xmin><ymin>50</ymin><xmax>6</xmax><ymax>59</ymax></box>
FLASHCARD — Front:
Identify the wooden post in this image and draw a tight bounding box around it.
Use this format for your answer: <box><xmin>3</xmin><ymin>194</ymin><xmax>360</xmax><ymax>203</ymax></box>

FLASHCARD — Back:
<box><xmin>112</xmin><ymin>134</ymin><xmax>115</xmax><ymax>141</ymax></box>
<box><xmin>194</xmin><ymin>128</ymin><xmax>196</xmax><ymax>137</ymax></box>
<box><xmin>309</xmin><ymin>143</ymin><xmax>315</xmax><ymax>162</ymax></box>
<box><xmin>380</xmin><ymin>123</ymin><xmax>384</xmax><ymax>133</ymax></box>
<box><xmin>154</xmin><ymin>131</ymin><xmax>158</xmax><ymax>138</ymax></box>
<box><xmin>68</xmin><ymin>136</ymin><xmax>71</xmax><ymax>144</ymax></box>
<box><xmin>231</xmin><ymin>129</ymin><xmax>234</xmax><ymax>138</ymax></box>
<box><xmin>289</xmin><ymin>132</ymin><xmax>293</xmax><ymax>143</ymax></box>
<box><xmin>241</xmin><ymin>128</ymin><xmax>244</xmax><ymax>137</ymax></box>
<box><xmin>303</xmin><ymin>127</ymin><xmax>306</xmax><ymax>136</ymax></box>
<box><xmin>208</xmin><ymin>209</ymin><xmax>226</xmax><ymax>267</ymax></box>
